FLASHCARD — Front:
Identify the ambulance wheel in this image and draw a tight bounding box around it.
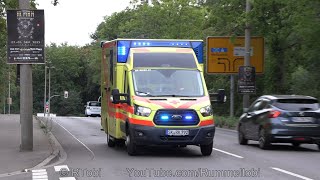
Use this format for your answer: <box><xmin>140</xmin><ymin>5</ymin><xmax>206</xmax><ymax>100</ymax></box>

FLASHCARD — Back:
<box><xmin>107</xmin><ymin>133</ymin><xmax>115</xmax><ymax>147</ymax></box>
<box><xmin>200</xmin><ymin>142</ymin><xmax>213</xmax><ymax>156</ymax></box>
<box><xmin>126</xmin><ymin>130</ymin><xmax>137</xmax><ymax>156</ymax></box>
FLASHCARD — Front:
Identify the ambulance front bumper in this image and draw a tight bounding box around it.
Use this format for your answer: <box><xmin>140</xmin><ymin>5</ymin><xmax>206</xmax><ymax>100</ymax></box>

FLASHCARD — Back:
<box><xmin>129</xmin><ymin>124</ymin><xmax>215</xmax><ymax>146</ymax></box>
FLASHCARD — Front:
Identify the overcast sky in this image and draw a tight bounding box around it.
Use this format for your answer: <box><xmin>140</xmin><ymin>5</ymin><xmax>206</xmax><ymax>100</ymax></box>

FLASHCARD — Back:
<box><xmin>36</xmin><ymin>0</ymin><xmax>131</xmax><ymax>46</ymax></box>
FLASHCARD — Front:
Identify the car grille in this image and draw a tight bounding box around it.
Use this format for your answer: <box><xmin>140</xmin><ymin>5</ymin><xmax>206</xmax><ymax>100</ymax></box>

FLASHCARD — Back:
<box><xmin>153</xmin><ymin>109</ymin><xmax>200</xmax><ymax>126</ymax></box>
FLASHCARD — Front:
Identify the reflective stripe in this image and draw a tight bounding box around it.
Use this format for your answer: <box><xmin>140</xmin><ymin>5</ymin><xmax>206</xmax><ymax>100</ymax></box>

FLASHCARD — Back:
<box><xmin>129</xmin><ymin>118</ymin><xmax>154</xmax><ymax>126</ymax></box>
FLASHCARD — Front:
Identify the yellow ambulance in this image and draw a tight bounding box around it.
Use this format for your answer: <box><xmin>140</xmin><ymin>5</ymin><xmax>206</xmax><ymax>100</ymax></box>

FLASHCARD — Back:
<box><xmin>100</xmin><ymin>39</ymin><xmax>225</xmax><ymax>156</ymax></box>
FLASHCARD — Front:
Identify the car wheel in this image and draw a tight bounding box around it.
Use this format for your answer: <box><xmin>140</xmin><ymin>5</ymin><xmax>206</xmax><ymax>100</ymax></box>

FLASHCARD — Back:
<box><xmin>200</xmin><ymin>142</ymin><xmax>213</xmax><ymax>156</ymax></box>
<box><xmin>238</xmin><ymin>125</ymin><xmax>248</xmax><ymax>145</ymax></box>
<box><xmin>107</xmin><ymin>132</ymin><xmax>115</xmax><ymax>147</ymax></box>
<box><xmin>292</xmin><ymin>142</ymin><xmax>301</xmax><ymax>147</ymax></box>
<box><xmin>259</xmin><ymin>128</ymin><xmax>271</xmax><ymax>150</ymax></box>
<box><xmin>126</xmin><ymin>129</ymin><xmax>137</xmax><ymax>156</ymax></box>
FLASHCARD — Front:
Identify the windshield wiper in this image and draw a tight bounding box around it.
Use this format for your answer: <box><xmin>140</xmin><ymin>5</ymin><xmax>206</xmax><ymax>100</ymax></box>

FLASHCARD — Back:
<box><xmin>136</xmin><ymin>91</ymin><xmax>155</xmax><ymax>97</ymax></box>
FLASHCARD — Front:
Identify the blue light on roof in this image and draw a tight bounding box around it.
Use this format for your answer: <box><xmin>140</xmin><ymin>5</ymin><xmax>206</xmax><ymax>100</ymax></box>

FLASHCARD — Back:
<box><xmin>116</xmin><ymin>40</ymin><xmax>203</xmax><ymax>63</ymax></box>
<box><xmin>118</xmin><ymin>46</ymin><xmax>126</xmax><ymax>56</ymax></box>
<box><xmin>191</xmin><ymin>42</ymin><xmax>203</xmax><ymax>64</ymax></box>
<box><xmin>117</xmin><ymin>41</ymin><xmax>130</xmax><ymax>63</ymax></box>
<box><xmin>160</xmin><ymin>115</ymin><xmax>169</xmax><ymax>120</ymax></box>
<box><xmin>185</xmin><ymin>115</ymin><xmax>193</xmax><ymax>120</ymax></box>
<box><xmin>131</xmin><ymin>41</ymin><xmax>191</xmax><ymax>48</ymax></box>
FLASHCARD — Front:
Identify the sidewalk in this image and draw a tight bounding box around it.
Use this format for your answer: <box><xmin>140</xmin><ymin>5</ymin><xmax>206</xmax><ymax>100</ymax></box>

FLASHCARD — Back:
<box><xmin>0</xmin><ymin>114</ymin><xmax>53</xmax><ymax>176</ymax></box>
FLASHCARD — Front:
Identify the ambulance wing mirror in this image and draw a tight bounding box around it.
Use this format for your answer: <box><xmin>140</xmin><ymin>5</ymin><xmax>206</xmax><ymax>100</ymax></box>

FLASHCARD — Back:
<box><xmin>111</xmin><ymin>89</ymin><xmax>130</xmax><ymax>104</ymax></box>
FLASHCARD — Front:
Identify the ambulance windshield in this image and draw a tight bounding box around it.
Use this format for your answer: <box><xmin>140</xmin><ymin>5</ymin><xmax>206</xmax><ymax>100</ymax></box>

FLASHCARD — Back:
<box><xmin>132</xmin><ymin>69</ymin><xmax>204</xmax><ymax>97</ymax></box>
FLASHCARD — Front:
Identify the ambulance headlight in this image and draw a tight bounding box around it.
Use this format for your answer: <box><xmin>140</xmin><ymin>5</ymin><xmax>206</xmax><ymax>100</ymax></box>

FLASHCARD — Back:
<box><xmin>200</xmin><ymin>105</ymin><xmax>213</xmax><ymax>117</ymax></box>
<box><xmin>134</xmin><ymin>104</ymin><xmax>151</xmax><ymax>117</ymax></box>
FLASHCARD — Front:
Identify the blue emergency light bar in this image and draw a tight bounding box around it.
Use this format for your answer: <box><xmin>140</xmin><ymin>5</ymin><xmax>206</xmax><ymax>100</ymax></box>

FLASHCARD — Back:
<box><xmin>116</xmin><ymin>40</ymin><xmax>203</xmax><ymax>64</ymax></box>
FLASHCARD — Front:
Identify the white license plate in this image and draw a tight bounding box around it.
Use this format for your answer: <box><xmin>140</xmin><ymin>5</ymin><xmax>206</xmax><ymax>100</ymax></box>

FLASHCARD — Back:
<box><xmin>292</xmin><ymin>117</ymin><xmax>313</xmax><ymax>123</ymax></box>
<box><xmin>166</xmin><ymin>130</ymin><xmax>189</xmax><ymax>136</ymax></box>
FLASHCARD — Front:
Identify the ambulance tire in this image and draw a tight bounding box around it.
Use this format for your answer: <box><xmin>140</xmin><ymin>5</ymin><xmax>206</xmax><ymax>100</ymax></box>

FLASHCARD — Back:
<box><xmin>107</xmin><ymin>133</ymin><xmax>115</xmax><ymax>147</ymax></box>
<box><xmin>200</xmin><ymin>142</ymin><xmax>213</xmax><ymax>156</ymax></box>
<box><xmin>106</xmin><ymin>123</ymin><xmax>115</xmax><ymax>147</ymax></box>
<box><xmin>126</xmin><ymin>129</ymin><xmax>137</xmax><ymax>156</ymax></box>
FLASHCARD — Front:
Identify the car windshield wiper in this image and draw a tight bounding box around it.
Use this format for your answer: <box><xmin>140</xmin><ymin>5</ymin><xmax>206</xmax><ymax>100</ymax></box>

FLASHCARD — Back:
<box><xmin>155</xmin><ymin>94</ymin><xmax>187</xmax><ymax>97</ymax></box>
<box><xmin>136</xmin><ymin>91</ymin><xmax>155</xmax><ymax>97</ymax></box>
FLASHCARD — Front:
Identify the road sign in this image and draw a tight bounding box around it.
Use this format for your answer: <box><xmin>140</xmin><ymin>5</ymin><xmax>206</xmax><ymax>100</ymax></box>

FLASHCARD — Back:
<box><xmin>206</xmin><ymin>36</ymin><xmax>264</xmax><ymax>74</ymax></box>
<box><xmin>238</xmin><ymin>66</ymin><xmax>256</xmax><ymax>94</ymax></box>
<box><xmin>6</xmin><ymin>9</ymin><xmax>45</xmax><ymax>64</ymax></box>
<box><xmin>7</xmin><ymin>98</ymin><xmax>12</xmax><ymax>105</ymax></box>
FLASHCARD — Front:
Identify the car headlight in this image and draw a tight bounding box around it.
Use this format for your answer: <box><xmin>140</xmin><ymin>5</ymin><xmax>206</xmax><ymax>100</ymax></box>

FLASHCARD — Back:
<box><xmin>200</xmin><ymin>105</ymin><xmax>213</xmax><ymax>117</ymax></box>
<box><xmin>134</xmin><ymin>104</ymin><xmax>151</xmax><ymax>117</ymax></box>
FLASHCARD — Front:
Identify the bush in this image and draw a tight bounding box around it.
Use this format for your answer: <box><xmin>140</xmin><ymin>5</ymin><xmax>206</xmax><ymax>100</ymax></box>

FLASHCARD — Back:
<box><xmin>214</xmin><ymin>116</ymin><xmax>239</xmax><ymax>130</ymax></box>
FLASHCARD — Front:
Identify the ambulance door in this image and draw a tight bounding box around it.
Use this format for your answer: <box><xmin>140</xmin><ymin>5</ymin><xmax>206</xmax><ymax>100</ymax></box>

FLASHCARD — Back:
<box><xmin>107</xmin><ymin>48</ymin><xmax>117</xmax><ymax>137</ymax></box>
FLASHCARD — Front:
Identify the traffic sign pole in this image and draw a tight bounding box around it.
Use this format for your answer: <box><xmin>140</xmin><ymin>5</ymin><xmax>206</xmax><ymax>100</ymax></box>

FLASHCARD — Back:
<box><xmin>243</xmin><ymin>0</ymin><xmax>251</xmax><ymax>111</ymax></box>
<box><xmin>19</xmin><ymin>0</ymin><xmax>33</xmax><ymax>151</ymax></box>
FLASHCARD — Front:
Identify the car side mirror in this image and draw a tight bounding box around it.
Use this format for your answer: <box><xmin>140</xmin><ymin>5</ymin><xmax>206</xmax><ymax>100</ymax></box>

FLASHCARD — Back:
<box><xmin>210</xmin><ymin>89</ymin><xmax>227</xmax><ymax>104</ymax></box>
<box><xmin>217</xmin><ymin>89</ymin><xmax>226</xmax><ymax>103</ymax></box>
<box><xmin>111</xmin><ymin>89</ymin><xmax>130</xmax><ymax>104</ymax></box>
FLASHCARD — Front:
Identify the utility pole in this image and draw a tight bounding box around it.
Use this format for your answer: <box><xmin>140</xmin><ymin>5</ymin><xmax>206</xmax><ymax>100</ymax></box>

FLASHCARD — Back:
<box><xmin>230</xmin><ymin>75</ymin><xmax>234</xmax><ymax>117</ymax></box>
<box><xmin>8</xmin><ymin>65</ymin><xmax>11</xmax><ymax>115</ymax></box>
<box><xmin>243</xmin><ymin>0</ymin><xmax>251</xmax><ymax>111</ymax></box>
<box><xmin>48</xmin><ymin>66</ymin><xmax>51</xmax><ymax>116</ymax></box>
<box><xmin>19</xmin><ymin>0</ymin><xmax>33</xmax><ymax>151</ymax></box>
<box><xmin>43</xmin><ymin>66</ymin><xmax>47</xmax><ymax>116</ymax></box>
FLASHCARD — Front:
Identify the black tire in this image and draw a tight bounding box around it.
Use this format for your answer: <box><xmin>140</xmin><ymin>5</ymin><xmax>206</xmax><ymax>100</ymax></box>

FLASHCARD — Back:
<box><xmin>238</xmin><ymin>125</ymin><xmax>248</xmax><ymax>145</ymax></box>
<box><xmin>126</xmin><ymin>129</ymin><xmax>137</xmax><ymax>156</ymax></box>
<box><xmin>200</xmin><ymin>142</ymin><xmax>213</xmax><ymax>156</ymax></box>
<box><xmin>292</xmin><ymin>142</ymin><xmax>301</xmax><ymax>147</ymax></box>
<box><xmin>259</xmin><ymin>128</ymin><xmax>271</xmax><ymax>150</ymax></box>
<box><xmin>106</xmin><ymin>123</ymin><xmax>115</xmax><ymax>147</ymax></box>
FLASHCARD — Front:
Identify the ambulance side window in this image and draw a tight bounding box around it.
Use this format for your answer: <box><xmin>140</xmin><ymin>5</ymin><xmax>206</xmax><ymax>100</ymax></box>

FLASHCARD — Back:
<box><xmin>109</xmin><ymin>50</ymin><xmax>113</xmax><ymax>84</ymax></box>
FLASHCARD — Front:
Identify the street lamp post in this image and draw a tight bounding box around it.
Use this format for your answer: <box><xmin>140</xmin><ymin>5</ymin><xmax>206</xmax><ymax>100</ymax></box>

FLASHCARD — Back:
<box><xmin>43</xmin><ymin>66</ymin><xmax>47</xmax><ymax>116</ymax></box>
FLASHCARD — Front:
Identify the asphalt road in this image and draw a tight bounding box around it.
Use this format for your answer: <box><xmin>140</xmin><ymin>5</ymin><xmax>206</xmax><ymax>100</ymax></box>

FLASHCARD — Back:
<box><xmin>3</xmin><ymin>116</ymin><xmax>320</xmax><ymax>180</ymax></box>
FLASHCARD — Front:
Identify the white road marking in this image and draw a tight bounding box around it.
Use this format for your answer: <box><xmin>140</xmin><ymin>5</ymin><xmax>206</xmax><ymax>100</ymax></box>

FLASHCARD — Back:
<box><xmin>59</xmin><ymin>177</ymin><xmax>76</xmax><ymax>180</ymax></box>
<box><xmin>31</xmin><ymin>169</ymin><xmax>46</xmax><ymax>173</ymax></box>
<box><xmin>32</xmin><ymin>172</ymin><xmax>47</xmax><ymax>176</ymax></box>
<box><xmin>32</xmin><ymin>176</ymin><xmax>48</xmax><ymax>179</ymax></box>
<box><xmin>271</xmin><ymin>167</ymin><xmax>314</xmax><ymax>180</ymax></box>
<box><xmin>53</xmin><ymin>118</ymin><xmax>95</xmax><ymax>160</ymax></box>
<box><xmin>212</xmin><ymin>148</ymin><xmax>244</xmax><ymax>158</ymax></box>
<box><xmin>32</xmin><ymin>169</ymin><xmax>48</xmax><ymax>180</ymax></box>
<box><xmin>54</xmin><ymin>165</ymin><xmax>70</xmax><ymax>172</ymax></box>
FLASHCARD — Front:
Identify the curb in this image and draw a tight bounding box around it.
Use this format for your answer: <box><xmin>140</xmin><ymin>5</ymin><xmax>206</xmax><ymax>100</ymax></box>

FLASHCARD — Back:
<box><xmin>216</xmin><ymin>127</ymin><xmax>237</xmax><ymax>133</ymax></box>
<box><xmin>32</xmin><ymin>117</ymin><xmax>67</xmax><ymax>169</ymax></box>
<box><xmin>0</xmin><ymin>116</ymin><xmax>67</xmax><ymax>178</ymax></box>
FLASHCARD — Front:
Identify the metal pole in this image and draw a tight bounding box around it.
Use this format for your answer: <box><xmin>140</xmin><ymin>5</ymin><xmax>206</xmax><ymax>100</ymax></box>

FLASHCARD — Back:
<box><xmin>43</xmin><ymin>66</ymin><xmax>47</xmax><ymax>116</ymax></box>
<box><xmin>3</xmin><ymin>96</ymin><xmax>5</xmax><ymax>114</ymax></box>
<box><xmin>48</xmin><ymin>67</ymin><xmax>51</xmax><ymax>117</ymax></box>
<box><xmin>8</xmin><ymin>66</ymin><xmax>11</xmax><ymax>115</ymax></box>
<box><xmin>243</xmin><ymin>0</ymin><xmax>251</xmax><ymax>111</ymax></box>
<box><xmin>19</xmin><ymin>0</ymin><xmax>33</xmax><ymax>151</ymax></box>
<box><xmin>230</xmin><ymin>75</ymin><xmax>234</xmax><ymax>117</ymax></box>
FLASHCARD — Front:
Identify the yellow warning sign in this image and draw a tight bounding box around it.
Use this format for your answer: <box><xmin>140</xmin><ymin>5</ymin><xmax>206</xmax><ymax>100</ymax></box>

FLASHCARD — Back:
<box><xmin>206</xmin><ymin>36</ymin><xmax>264</xmax><ymax>74</ymax></box>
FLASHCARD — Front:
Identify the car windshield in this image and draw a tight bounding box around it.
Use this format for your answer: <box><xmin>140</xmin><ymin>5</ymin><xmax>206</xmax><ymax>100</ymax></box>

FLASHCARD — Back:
<box><xmin>273</xmin><ymin>99</ymin><xmax>319</xmax><ymax>111</ymax></box>
<box><xmin>132</xmin><ymin>69</ymin><xmax>204</xmax><ymax>97</ymax></box>
<box><xmin>89</xmin><ymin>102</ymin><xmax>101</xmax><ymax>107</ymax></box>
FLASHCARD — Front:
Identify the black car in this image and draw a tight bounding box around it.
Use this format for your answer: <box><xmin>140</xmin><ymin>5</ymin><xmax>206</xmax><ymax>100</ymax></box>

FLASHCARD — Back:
<box><xmin>238</xmin><ymin>95</ymin><xmax>320</xmax><ymax>150</ymax></box>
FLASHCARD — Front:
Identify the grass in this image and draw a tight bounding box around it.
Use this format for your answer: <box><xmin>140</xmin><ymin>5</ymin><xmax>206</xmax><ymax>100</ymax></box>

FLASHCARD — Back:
<box><xmin>213</xmin><ymin>115</ymin><xmax>239</xmax><ymax>130</ymax></box>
